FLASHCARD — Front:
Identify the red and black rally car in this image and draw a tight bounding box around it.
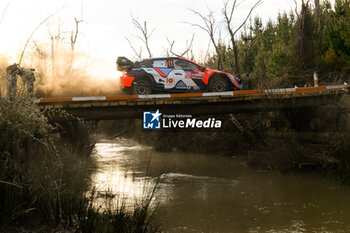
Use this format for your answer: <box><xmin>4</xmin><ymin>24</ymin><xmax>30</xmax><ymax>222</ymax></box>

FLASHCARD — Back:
<box><xmin>117</xmin><ymin>56</ymin><xmax>242</xmax><ymax>95</ymax></box>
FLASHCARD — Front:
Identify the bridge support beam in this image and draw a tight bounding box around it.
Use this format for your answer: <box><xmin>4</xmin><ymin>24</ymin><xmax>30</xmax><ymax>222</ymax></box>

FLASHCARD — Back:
<box><xmin>45</xmin><ymin>94</ymin><xmax>343</xmax><ymax>122</ymax></box>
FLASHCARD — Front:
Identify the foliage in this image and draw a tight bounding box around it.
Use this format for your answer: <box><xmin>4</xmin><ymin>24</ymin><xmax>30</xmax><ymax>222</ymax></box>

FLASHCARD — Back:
<box><xmin>0</xmin><ymin>96</ymin><xmax>50</xmax><ymax>153</ymax></box>
<box><xmin>0</xmin><ymin>95</ymin><xmax>159</xmax><ymax>232</ymax></box>
<box><xmin>204</xmin><ymin>0</ymin><xmax>350</xmax><ymax>88</ymax></box>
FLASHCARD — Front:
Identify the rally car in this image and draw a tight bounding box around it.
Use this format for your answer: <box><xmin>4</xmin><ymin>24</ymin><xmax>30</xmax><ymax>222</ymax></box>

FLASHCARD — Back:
<box><xmin>117</xmin><ymin>56</ymin><xmax>242</xmax><ymax>95</ymax></box>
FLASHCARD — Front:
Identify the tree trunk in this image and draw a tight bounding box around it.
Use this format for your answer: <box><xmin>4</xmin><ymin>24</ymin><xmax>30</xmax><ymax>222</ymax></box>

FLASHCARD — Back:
<box><xmin>299</xmin><ymin>3</ymin><xmax>305</xmax><ymax>66</ymax></box>
<box><xmin>232</xmin><ymin>38</ymin><xmax>240</xmax><ymax>74</ymax></box>
<box><xmin>314</xmin><ymin>0</ymin><xmax>320</xmax><ymax>68</ymax></box>
<box><xmin>314</xmin><ymin>0</ymin><xmax>320</xmax><ymax>30</ymax></box>
<box><xmin>213</xmin><ymin>42</ymin><xmax>222</xmax><ymax>70</ymax></box>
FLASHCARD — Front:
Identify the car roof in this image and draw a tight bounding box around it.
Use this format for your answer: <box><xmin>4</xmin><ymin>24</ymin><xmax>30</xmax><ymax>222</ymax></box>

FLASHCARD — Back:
<box><xmin>136</xmin><ymin>57</ymin><xmax>203</xmax><ymax>67</ymax></box>
<box><xmin>137</xmin><ymin>57</ymin><xmax>179</xmax><ymax>61</ymax></box>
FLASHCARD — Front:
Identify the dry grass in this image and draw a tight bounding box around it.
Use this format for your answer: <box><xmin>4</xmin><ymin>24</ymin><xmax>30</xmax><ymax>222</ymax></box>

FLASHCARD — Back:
<box><xmin>0</xmin><ymin>84</ymin><xmax>159</xmax><ymax>232</ymax></box>
<box><xmin>0</xmin><ymin>54</ymin><xmax>9</xmax><ymax>96</ymax></box>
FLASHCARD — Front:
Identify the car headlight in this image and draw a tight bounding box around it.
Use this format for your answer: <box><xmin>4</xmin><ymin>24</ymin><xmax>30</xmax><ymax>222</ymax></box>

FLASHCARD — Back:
<box><xmin>227</xmin><ymin>75</ymin><xmax>237</xmax><ymax>82</ymax></box>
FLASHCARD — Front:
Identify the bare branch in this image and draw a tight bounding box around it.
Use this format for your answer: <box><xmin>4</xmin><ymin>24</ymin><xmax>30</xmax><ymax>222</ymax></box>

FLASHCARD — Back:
<box><xmin>184</xmin><ymin>34</ymin><xmax>195</xmax><ymax>57</ymax></box>
<box><xmin>18</xmin><ymin>4</ymin><xmax>67</xmax><ymax>65</ymax></box>
<box><xmin>71</xmin><ymin>17</ymin><xmax>84</xmax><ymax>51</ymax></box>
<box><xmin>167</xmin><ymin>34</ymin><xmax>195</xmax><ymax>57</ymax></box>
<box><xmin>185</xmin><ymin>22</ymin><xmax>209</xmax><ymax>34</ymax></box>
<box><xmin>166</xmin><ymin>37</ymin><xmax>176</xmax><ymax>55</ymax></box>
<box><xmin>188</xmin><ymin>9</ymin><xmax>216</xmax><ymax>36</ymax></box>
<box><xmin>162</xmin><ymin>46</ymin><xmax>170</xmax><ymax>57</ymax></box>
<box><xmin>0</xmin><ymin>0</ymin><xmax>11</xmax><ymax>25</ymax></box>
<box><xmin>222</xmin><ymin>0</ymin><xmax>237</xmax><ymax>24</ymax></box>
<box><xmin>135</xmin><ymin>35</ymin><xmax>146</xmax><ymax>43</ymax></box>
<box><xmin>188</xmin><ymin>8</ymin><xmax>222</xmax><ymax>69</ymax></box>
<box><xmin>131</xmin><ymin>16</ymin><xmax>154</xmax><ymax>58</ymax></box>
<box><xmin>126</xmin><ymin>37</ymin><xmax>142</xmax><ymax>59</ymax></box>
<box><xmin>232</xmin><ymin>0</ymin><xmax>262</xmax><ymax>36</ymax></box>
<box><xmin>149</xmin><ymin>27</ymin><xmax>156</xmax><ymax>38</ymax></box>
<box><xmin>222</xmin><ymin>0</ymin><xmax>262</xmax><ymax>73</ymax></box>
<box><xmin>32</xmin><ymin>40</ymin><xmax>47</xmax><ymax>59</ymax></box>
<box><xmin>0</xmin><ymin>180</ymin><xmax>22</xmax><ymax>189</ymax></box>
<box><xmin>293</xmin><ymin>0</ymin><xmax>300</xmax><ymax>18</ymax></box>
<box><xmin>204</xmin><ymin>39</ymin><xmax>211</xmax><ymax>63</ymax></box>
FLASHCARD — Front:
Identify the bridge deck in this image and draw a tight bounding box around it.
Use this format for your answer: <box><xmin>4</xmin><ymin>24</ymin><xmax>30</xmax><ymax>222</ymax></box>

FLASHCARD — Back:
<box><xmin>37</xmin><ymin>85</ymin><xmax>349</xmax><ymax>120</ymax></box>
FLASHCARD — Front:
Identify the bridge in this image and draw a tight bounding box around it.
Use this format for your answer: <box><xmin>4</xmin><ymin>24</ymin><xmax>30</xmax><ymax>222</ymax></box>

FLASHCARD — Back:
<box><xmin>37</xmin><ymin>85</ymin><xmax>350</xmax><ymax>121</ymax></box>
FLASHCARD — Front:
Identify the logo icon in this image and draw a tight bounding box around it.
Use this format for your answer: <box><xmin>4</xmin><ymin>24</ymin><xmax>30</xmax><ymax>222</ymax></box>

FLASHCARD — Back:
<box><xmin>143</xmin><ymin>110</ymin><xmax>162</xmax><ymax>129</ymax></box>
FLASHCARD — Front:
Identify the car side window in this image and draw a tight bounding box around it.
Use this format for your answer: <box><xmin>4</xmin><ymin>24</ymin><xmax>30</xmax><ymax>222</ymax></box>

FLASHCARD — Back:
<box><xmin>141</xmin><ymin>60</ymin><xmax>152</xmax><ymax>68</ymax></box>
<box><xmin>188</xmin><ymin>62</ymin><xmax>201</xmax><ymax>71</ymax></box>
<box><xmin>174</xmin><ymin>59</ymin><xmax>189</xmax><ymax>70</ymax></box>
<box><xmin>174</xmin><ymin>59</ymin><xmax>201</xmax><ymax>70</ymax></box>
<box><xmin>153</xmin><ymin>60</ymin><xmax>167</xmax><ymax>68</ymax></box>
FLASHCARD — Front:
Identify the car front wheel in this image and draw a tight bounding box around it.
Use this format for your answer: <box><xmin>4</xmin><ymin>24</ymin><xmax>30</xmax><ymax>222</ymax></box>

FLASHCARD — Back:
<box><xmin>209</xmin><ymin>77</ymin><xmax>228</xmax><ymax>92</ymax></box>
<box><xmin>132</xmin><ymin>79</ymin><xmax>152</xmax><ymax>95</ymax></box>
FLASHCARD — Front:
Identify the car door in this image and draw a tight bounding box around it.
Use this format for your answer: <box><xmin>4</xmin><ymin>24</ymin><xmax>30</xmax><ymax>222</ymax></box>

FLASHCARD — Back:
<box><xmin>172</xmin><ymin>59</ymin><xmax>201</xmax><ymax>90</ymax></box>
<box><xmin>151</xmin><ymin>59</ymin><xmax>174</xmax><ymax>89</ymax></box>
<box><xmin>163</xmin><ymin>59</ymin><xmax>183</xmax><ymax>89</ymax></box>
<box><xmin>186</xmin><ymin>61</ymin><xmax>206</xmax><ymax>90</ymax></box>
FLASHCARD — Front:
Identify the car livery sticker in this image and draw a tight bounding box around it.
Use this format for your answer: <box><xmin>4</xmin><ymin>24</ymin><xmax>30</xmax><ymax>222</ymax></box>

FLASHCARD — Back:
<box><xmin>158</xmin><ymin>68</ymin><xmax>173</xmax><ymax>77</ymax></box>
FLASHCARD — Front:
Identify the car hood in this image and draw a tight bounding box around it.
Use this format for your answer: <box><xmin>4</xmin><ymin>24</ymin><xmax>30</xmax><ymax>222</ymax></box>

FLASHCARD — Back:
<box><xmin>206</xmin><ymin>68</ymin><xmax>238</xmax><ymax>78</ymax></box>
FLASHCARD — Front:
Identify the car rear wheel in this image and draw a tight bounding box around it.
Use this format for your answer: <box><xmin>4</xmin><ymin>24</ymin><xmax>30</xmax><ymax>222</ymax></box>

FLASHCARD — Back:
<box><xmin>132</xmin><ymin>79</ymin><xmax>152</xmax><ymax>95</ymax></box>
<box><xmin>209</xmin><ymin>77</ymin><xmax>228</xmax><ymax>92</ymax></box>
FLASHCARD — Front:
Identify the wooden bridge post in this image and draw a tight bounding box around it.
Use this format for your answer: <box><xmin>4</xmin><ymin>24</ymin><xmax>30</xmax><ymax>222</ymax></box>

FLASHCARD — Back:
<box><xmin>313</xmin><ymin>72</ymin><xmax>318</xmax><ymax>87</ymax></box>
<box><xmin>5</xmin><ymin>64</ymin><xmax>36</xmax><ymax>99</ymax></box>
<box><xmin>6</xmin><ymin>64</ymin><xmax>18</xmax><ymax>99</ymax></box>
<box><xmin>20</xmin><ymin>67</ymin><xmax>35</xmax><ymax>97</ymax></box>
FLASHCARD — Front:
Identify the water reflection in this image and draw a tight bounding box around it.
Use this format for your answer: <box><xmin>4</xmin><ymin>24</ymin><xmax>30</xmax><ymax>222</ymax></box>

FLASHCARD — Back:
<box><xmin>91</xmin><ymin>141</ymin><xmax>153</xmax><ymax>201</ymax></box>
<box><xmin>92</xmin><ymin>138</ymin><xmax>350</xmax><ymax>233</ymax></box>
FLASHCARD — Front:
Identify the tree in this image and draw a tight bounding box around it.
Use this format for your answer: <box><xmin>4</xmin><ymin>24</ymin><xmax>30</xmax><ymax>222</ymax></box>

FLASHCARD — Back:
<box><xmin>266</xmin><ymin>12</ymin><xmax>295</xmax><ymax>78</ymax></box>
<box><xmin>126</xmin><ymin>37</ymin><xmax>142</xmax><ymax>59</ymax></box>
<box><xmin>314</xmin><ymin>0</ymin><xmax>321</xmax><ymax>30</ymax></box>
<box><xmin>166</xmin><ymin>34</ymin><xmax>195</xmax><ymax>58</ymax></box>
<box><xmin>222</xmin><ymin>0</ymin><xmax>262</xmax><ymax>74</ymax></box>
<box><xmin>18</xmin><ymin>5</ymin><xmax>67</xmax><ymax>65</ymax></box>
<box><xmin>324</xmin><ymin>0</ymin><xmax>350</xmax><ymax>69</ymax></box>
<box><xmin>188</xmin><ymin>9</ymin><xmax>223</xmax><ymax>70</ymax></box>
<box><xmin>48</xmin><ymin>22</ymin><xmax>62</xmax><ymax>77</ymax></box>
<box><xmin>127</xmin><ymin>16</ymin><xmax>155</xmax><ymax>58</ymax></box>
<box><xmin>70</xmin><ymin>17</ymin><xmax>83</xmax><ymax>52</ymax></box>
<box><xmin>294</xmin><ymin>1</ymin><xmax>315</xmax><ymax>69</ymax></box>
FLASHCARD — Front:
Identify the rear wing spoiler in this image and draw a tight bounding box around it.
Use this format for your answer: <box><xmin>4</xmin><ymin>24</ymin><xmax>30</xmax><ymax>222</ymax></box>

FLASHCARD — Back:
<box><xmin>116</xmin><ymin>56</ymin><xmax>134</xmax><ymax>71</ymax></box>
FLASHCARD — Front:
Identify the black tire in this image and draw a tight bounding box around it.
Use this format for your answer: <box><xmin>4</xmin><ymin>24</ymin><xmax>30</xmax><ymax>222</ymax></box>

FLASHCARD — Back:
<box><xmin>132</xmin><ymin>79</ymin><xmax>152</xmax><ymax>95</ymax></box>
<box><xmin>208</xmin><ymin>77</ymin><xmax>229</xmax><ymax>92</ymax></box>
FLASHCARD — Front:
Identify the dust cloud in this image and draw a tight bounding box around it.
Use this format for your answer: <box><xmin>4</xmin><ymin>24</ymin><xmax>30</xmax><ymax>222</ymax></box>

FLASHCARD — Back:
<box><xmin>35</xmin><ymin>73</ymin><xmax>123</xmax><ymax>98</ymax></box>
<box><xmin>26</xmin><ymin>48</ymin><xmax>125</xmax><ymax>98</ymax></box>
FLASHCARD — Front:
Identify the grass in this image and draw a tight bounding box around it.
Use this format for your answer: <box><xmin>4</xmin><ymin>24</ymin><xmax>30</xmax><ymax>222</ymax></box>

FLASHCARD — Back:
<box><xmin>0</xmin><ymin>91</ymin><xmax>160</xmax><ymax>232</ymax></box>
<box><xmin>77</xmin><ymin>186</ymin><xmax>159</xmax><ymax>233</ymax></box>
<box><xmin>0</xmin><ymin>53</ymin><xmax>160</xmax><ymax>232</ymax></box>
<box><xmin>329</xmin><ymin>134</ymin><xmax>350</xmax><ymax>184</ymax></box>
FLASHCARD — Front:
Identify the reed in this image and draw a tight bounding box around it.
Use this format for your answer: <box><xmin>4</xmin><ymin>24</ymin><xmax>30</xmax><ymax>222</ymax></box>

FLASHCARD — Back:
<box><xmin>0</xmin><ymin>94</ymin><xmax>159</xmax><ymax>232</ymax></box>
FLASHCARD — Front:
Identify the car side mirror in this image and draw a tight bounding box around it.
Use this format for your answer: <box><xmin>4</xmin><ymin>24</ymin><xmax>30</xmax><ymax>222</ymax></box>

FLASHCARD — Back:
<box><xmin>201</xmin><ymin>67</ymin><xmax>206</xmax><ymax>72</ymax></box>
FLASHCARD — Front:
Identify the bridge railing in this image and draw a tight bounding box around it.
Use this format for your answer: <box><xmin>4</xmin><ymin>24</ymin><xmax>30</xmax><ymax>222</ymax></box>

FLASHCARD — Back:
<box><xmin>36</xmin><ymin>84</ymin><xmax>350</xmax><ymax>105</ymax></box>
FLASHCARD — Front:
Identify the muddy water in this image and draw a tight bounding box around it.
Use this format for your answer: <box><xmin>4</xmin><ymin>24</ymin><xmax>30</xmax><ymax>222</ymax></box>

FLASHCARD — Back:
<box><xmin>91</xmin><ymin>138</ymin><xmax>350</xmax><ymax>233</ymax></box>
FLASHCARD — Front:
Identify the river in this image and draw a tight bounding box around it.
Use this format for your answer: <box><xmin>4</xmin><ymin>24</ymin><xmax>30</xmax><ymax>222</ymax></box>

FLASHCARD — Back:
<box><xmin>91</xmin><ymin>138</ymin><xmax>350</xmax><ymax>233</ymax></box>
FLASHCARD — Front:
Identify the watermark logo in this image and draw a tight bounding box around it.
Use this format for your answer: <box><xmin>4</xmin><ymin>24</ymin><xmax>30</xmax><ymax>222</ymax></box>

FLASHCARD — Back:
<box><xmin>143</xmin><ymin>110</ymin><xmax>162</xmax><ymax>129</ymax></box>
<box><xmin>143</xmin><ymin>110</ymin><xmax>222</xmax><ymax>129</ymax></box>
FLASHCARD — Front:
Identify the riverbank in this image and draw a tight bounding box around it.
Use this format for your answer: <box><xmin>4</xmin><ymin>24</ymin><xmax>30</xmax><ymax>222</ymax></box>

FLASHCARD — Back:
<box><xmin>93</xmin><ymin>95</ymin><xmax>350</xmax><ymax>183</ymax></box>
<box><xmin>0</xmin><ymin>96</ymin><xmax>159</xmax><ymax>232</ymax></box>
